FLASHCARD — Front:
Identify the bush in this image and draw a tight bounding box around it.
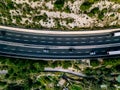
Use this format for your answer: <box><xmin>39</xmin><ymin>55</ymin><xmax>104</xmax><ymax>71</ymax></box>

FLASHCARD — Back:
<box><xmin>70</xmin><ymin>84</ymin><xmax>82</xmax><ymax>90</ymax></box>
<box><xmin>64</xmin><ymin>5</ymin><xmax>71</xmax><ymax>13</ymax></box>
<box><xmin>91</xmin><ymin>7</ymin><xmax>99</xmax><ymax>14</ymax></box>
<box><xmin>110</xmin><ymin>0</ymin><xmax>120</xmax><ymax>3</ymax></box>
<box><xmin>80</xmin><ymin>1</ymin><xmax>92</xmax><ymax>11</ymax></box>
<box><xmin>54</xmin><ymin>0</ymin><xmax>65</xmax><ymax>10</ymax></box>
<box><xmin>89</xmin><ymin>0</ymin><xmax>99</xmax><ymax>3</ymax></box>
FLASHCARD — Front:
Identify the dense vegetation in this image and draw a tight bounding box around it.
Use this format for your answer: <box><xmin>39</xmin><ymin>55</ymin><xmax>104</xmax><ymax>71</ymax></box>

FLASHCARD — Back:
<box><xmin>0</xmin><ymin>57</ymin><xmax>74</xmax><ymax>89</ymax></box>
<box><xmin>0</xmin><ymin>56</ymin><xmax>120</xmax><ymax>89</ymax></box>
<box><xmin>54</xmin><ymin>0</ymin><xmax>65</xmax><ymax>10</ymax></box>
<box><xmin>80</xmin><ymin>1</ymin><xmax>93</xmax><ymax>11</ymax></box>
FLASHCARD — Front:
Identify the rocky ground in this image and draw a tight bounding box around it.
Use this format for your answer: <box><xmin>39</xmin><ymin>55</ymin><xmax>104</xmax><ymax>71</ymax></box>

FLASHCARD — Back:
<box><xmin>0</xmin><ymin>0</ymin><xmax>120</xmax><ymax>30</ymax></box>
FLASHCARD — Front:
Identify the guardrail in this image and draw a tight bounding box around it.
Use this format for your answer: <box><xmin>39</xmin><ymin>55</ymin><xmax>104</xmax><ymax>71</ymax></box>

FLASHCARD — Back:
<box><xmin>0</xmin><ymin>25</ymin><xmax>120</xmax><ymax>35</ymax></box>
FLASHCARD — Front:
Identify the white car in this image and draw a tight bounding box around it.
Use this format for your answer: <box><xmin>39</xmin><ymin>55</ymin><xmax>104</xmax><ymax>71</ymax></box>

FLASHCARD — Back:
<box><xmin>90</xmin><ymin>51</ymin><xmax>96</xmax><ymax>55</ymax></box>
<box><xmin>43</xmin><ymin>48</ymin><xmax>50</xmax><ymax>53</ymax></box>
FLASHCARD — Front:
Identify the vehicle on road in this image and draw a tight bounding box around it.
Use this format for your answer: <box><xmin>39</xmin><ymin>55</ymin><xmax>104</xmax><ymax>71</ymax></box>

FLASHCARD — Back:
<box><xmin>112</xmin><ymin>32</ymin><xmax>120</xmax><ymax>37</ymax></box>
<box><xmin>108</xmin><ymin>50</ymin><xmax>120</xmax><ymax>55</ymax></box>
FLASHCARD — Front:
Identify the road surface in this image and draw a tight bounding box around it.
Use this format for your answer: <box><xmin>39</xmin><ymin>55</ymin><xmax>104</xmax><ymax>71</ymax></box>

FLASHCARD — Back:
<box><xmin>0</xmin><ymin>26</ymin><xmax>120</xmax><ymax>60</ymax></box>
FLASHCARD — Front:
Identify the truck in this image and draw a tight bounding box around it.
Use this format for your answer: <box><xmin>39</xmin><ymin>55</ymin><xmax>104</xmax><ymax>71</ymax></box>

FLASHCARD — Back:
<box><xmin>113</xmin><ymin>32</ymin><xmax>120</xmax><ymax>37</ymax></box>
<box><xmin>108</xmin><ymin>50</ymin><xmax>120</xmax><ymax>55</ymax></box>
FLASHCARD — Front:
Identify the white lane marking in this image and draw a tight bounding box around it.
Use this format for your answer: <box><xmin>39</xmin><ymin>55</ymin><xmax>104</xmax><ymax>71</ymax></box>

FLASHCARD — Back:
<box><xmin>57</xmin><ymin>42</ymin><xmax>62</xmax><ymax>44</ymax></box>
<box><xmin>69</xmin><ymin>52</ymin><xmax>73</xmax><ymax>53</ymax></box>
<box><xmin>52</xmin><ymin>52</ymin><xmax>57</xmax><ymax>53</ymax></box>
<box><xmin>7</xmin><ymin>33</ymin><xmax>12</xmax><ymax>35</ymax></box>
<box><xmin>11</xmin><ymin>48</ymin><xmax>16</xmax><ymax>51</ymax></box>
<box><xmin>81</xmin><ymin>38</ymin><xmax>86</xmax><ymax>40</ymax></box>
<box><xmin>15</xmin><ymin>34</ymin><xmax>21</xmax><ymax>37</ymax></box>
<box><xmin>41</xmin><ymin>37</ymin><xmax>46</xmax><ymax>39</ymax></box>
<box><xmin>89</xmin><ymin>41</ymin><xmax>95</xmax><ymax>43</ymax></box>
<box><xmin>41</xmin><ymin>41</ymin><xmax>46</xmax><ymax>43</ymax></box>
<box><xmin>15</xmin><ymin>38</ymin><xmax>20</xmax><ymax>40</ymax></box>
<box><xmin>98</xmin><ymin>40</ymin><xmax>103</xmax><ymax>42</ymax></box>
<box><xmin>28</xmin><ymin>50</ymin><xmax>33</xmax><ymax>52</ymax></box>
<box><xmin>48</xmin><ymin>41</ymin><xmax>53</xmax><ymax>43</ymax></box>
<box><xmin>3</xmin><ymin>47</ymin><xmax>8</xmax><ymax>49</ymax></box>
<box><xmin>57</xmin><ymin>38</ymin><xmax>62</xmax><ymax>40</ymax></box>
<box><xmin>49</xmin><ymin>38</ymin><xmax>54</xmax><ymax>40</ymax></box>
<box><xmin>85</xmin><ymin>51</ymin><xmax>90</xmax><ymax>53</ymax></box>
<box><xmin>23</xmin><ymin>36</ymin><xmax>29</xmax><ymax>38</ymax></box>
<box><xmin>90</xmin><ymin>37</ymin><xmax>95</xmax><ymax>39</ymax></box>
<box><xmin>33</xmin><ymin>36</ymin><xmax>38</xmax><ymax>39</ymax></box>
<box><xmin>73</xmin><ymin>42</ymin><xmax>79</xmax><ymax>44</ymax></box>
<box><xmin>19</xmin><ymin>49</ymin><xmax>24</xmax><ymax>51</ymax></box>
<box><xmin>36</xmin><ymin>51</ymin><xmax>41</xmax><ymax>53</ymax></box>
<box><xmin>24</xmin><ymin>39</ymin><xmax>29</xmax><ymax>42</ymax></box>
<box><xmin>106</xmin><ymin>40</ymin><xmax>111</xmax><ymax>42</ymax></box>
<box><xmin>98</xmin><ymin>37</ymin><xmax>103</xmax><ymax>39</ymax></box>
<box><xmin>74</xmin><ymin>38</ymin><xmax>79</xmax><ymax>40</ymax></box>
<box><xmin>66</xmin><ymin>42</ymin><xmax>71</xmax><ymax>44</ymax></box>
<box><xmin>81</xmin><ymin>42</ymin><xmax>86</xmax><ymax>43</ymax></box>
<box><xmin>65</xmin><ymin>38</ymin><xmax>71</xmax><ymax>40</ymax></box>
<box><xmin>32</xmin><ymin>40</ymin><xmax>37</xmax><ymax>42</ymax></box>
<box><xmin>6</xmin><ymin>37</ymin><xmax>12</xmax><ymax>39</ymax></box>
<box><xmin>114</xmin><ymin>38</ymin><xmax>119</xmax><ymax>41</ymax></box>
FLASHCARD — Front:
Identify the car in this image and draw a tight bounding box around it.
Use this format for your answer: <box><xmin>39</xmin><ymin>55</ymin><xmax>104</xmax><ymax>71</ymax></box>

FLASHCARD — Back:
<box><xmin>0</xmin><ymin>31</ymin><xmax>6</xmax><ymax>36</ymax></box>
<box><xmin>68</xmin><ymin>48</ymin><xmax>75</xmax><ymax>52</ymax></box>
<box><xmin>43</xmin><ymin>48</ymin><xmax>50</xmax><ymax>53</ymax></box>
<box><xmin>90</xmin><ymin>51</ymin><xmax>96</xmax><ymax>55</ymax></box>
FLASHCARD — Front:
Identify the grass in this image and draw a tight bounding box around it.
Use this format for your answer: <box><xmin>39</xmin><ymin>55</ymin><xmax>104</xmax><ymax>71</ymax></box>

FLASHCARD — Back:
<box><xmin>103</xmin><ymin>58</ymin><xmax>120</xmax><ymax>66</ymax></box>
<box><xmin>70</xmin><ymin>84</ymin><xmax>82</xmax><ymax>90</ymax></box>
<box><xmin>91</xmin><ymin>58</ymin><xmax>120</xmax><ymax>67</ymax></box>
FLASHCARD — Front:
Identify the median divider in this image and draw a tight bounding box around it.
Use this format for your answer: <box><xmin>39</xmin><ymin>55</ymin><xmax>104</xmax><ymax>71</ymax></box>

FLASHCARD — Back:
<box><xmin>0</xmin><ymin>26</ymin><xmax>120</xmax><ymax>35</ymax></box>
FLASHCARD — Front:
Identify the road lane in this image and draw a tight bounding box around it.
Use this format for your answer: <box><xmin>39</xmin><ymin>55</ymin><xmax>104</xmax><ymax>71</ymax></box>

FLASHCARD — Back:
<box><xmin>0</xmin><ymin>29</ymin><xmax>120</xmax><ymax>46</ymax></box>
<box><xmin>0</xmin><ymin>26</ymin><xmax>120</xmax><ymax>59</ymax></box>
<box><xmin>0</xmin><ymin>40</ymin><xmax>120</xmax><ymax>59</ymax></box>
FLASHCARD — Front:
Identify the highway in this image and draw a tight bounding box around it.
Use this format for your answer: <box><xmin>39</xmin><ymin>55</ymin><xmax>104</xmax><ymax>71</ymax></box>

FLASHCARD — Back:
<box><xmin>0</xmin><ymin>26</ymin><xmax>120</xmax><ymax>60</ymax></box>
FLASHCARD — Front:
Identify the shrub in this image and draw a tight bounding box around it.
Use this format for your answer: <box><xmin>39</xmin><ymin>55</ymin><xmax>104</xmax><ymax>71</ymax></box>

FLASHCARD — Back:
<box><xmin>80</xmin><ymin>1</ymin><xmax>92</xmax><ymax>11</ymax></box>
<box><xmin>54</xmin><ymin>0</ymin><xmax>65</xmax><ymax>10</ymax></box>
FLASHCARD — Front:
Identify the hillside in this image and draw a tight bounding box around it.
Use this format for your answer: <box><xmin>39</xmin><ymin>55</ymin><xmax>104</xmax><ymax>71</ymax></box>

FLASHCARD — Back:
<box><xmin>0</xmin><ymin>0</ymin><xmax>120</xmax><ymax>30</ymax></box>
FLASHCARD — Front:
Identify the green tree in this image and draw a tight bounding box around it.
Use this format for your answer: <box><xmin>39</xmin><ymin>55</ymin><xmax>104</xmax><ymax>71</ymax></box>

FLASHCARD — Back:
<box><xmin>80</xmin><ymin>1</ymin><xmax>92</xmax><ymax>11</ymax></box>
<box><xmin>54</xmin><ymin>0</ymin><xmax>65</xmax><ymax>10</ymax></box>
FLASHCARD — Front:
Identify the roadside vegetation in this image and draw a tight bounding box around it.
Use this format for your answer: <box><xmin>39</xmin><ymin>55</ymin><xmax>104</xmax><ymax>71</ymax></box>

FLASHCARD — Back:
<box><xmin>0</xmin><ymin>56</ymin><xmax>120</xmax><ymax>90</ymax></box>
<box><xmin>0</xmin><ymin>0</ymin><xmax>120</xmax><ymax>30</ymax></box>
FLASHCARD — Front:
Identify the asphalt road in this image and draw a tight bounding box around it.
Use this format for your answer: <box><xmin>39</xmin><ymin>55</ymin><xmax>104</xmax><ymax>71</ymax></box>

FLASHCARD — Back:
<box><xmin>0</xmin><ymin>27</ymin><xmax>120</xmax><ymax>60</ymax></box>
